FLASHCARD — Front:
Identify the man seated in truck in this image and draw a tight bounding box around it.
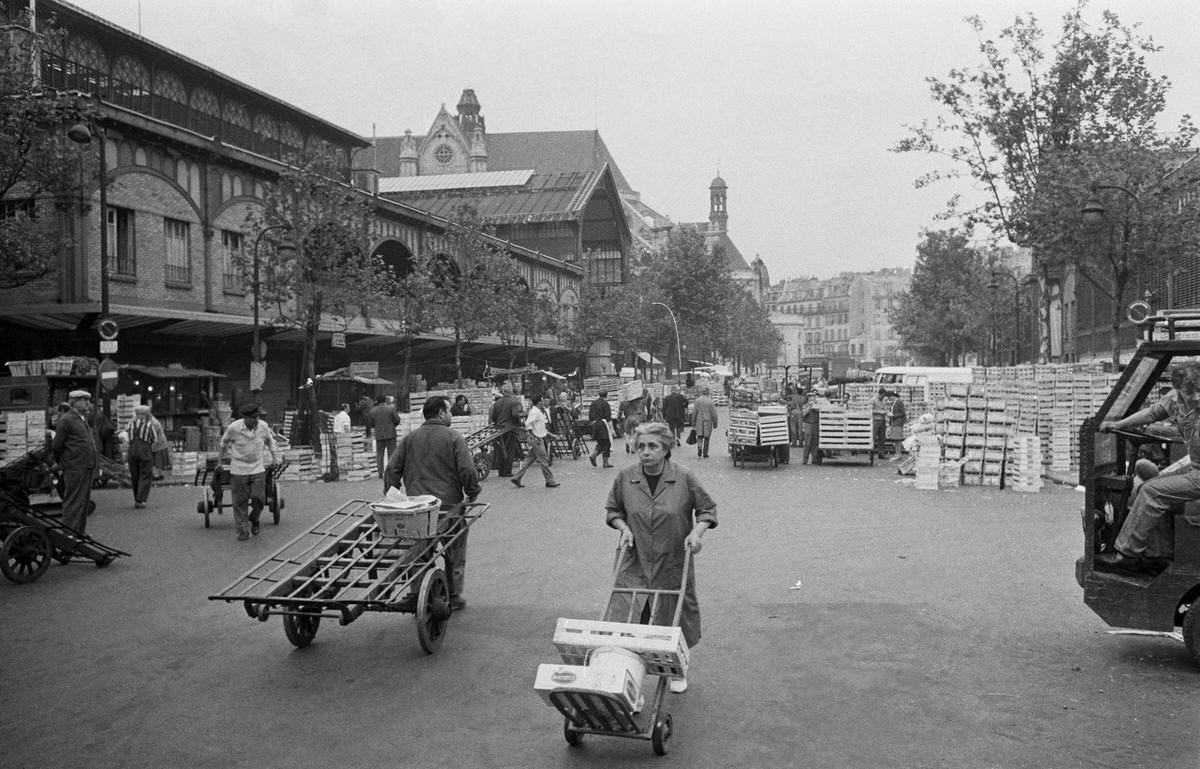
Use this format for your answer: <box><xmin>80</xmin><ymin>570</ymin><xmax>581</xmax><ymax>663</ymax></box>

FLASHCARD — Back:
<box><xmin>1097</xmin><ymin>361</ymin><xmax>1200</xmax><ymax>572</ymax></box>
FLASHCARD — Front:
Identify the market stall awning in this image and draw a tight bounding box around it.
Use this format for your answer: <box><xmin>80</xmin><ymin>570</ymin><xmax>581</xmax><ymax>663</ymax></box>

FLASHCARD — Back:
<box><xmin>121</xmin><ymin>365</ymin><xmax>226</xmax><ymax>378</ymax></box>
<box><xmin>636</xmin><ymin>352</ymin><xmax>664</xmax><ymax>365</ymax></box>
<box><xmin>316</xmin><ymin>368</ymin><xmax>395</xmax><ymax>386</ymax></box>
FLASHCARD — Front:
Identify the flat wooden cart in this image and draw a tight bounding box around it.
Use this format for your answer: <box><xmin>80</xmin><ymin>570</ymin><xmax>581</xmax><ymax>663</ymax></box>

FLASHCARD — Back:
<box><xmin>536</xmin><ymin>548</ymin><xmax>692</xmax><ymax>756</ymax></box>
<box><xmin>208</xmin><ymin>499</ymin><xmax>486</xmax><ymax>652</ymax></box>
<box><xmin>463</xmin><ymin>424</ymin><xmax>513</xmax><ymax>481</ymax></box>
<box><xmin>727</xmin><ymin>407</ymin><xmax>789</xmax><ymax>468</ymax></box>
<box><xmin>0</xmin><ymin>489</ymin><xmax>129</xmax><ymax>584</ymax></box>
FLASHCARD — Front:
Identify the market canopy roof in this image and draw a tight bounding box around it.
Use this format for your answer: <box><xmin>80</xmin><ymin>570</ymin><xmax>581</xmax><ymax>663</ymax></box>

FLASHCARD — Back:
<box><xmin>316</xmin><ymin>368</ymin><xmax>394</xmax><ymax>386</ymax></box>
<box><xmin>636</xmin><ymin>352</ymin><xmax>664</xmax><ymax>365</ymax></box>
<box><xmin>121</xmin><ymin>365</ymin><xmax>225</xmax><ymax>379</ymax></box>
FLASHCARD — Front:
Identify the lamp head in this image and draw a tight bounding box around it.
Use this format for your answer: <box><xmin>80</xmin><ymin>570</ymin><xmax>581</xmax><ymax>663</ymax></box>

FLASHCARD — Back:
<box><xmin>1081</xmin><ymin>197</ymin><xmax>1106</xmax><ymax>226</ymax></box>
<box><xmin>67</xmin><ymin>122</ymin><xmax>93</xmax><ymax>145</ymax></box>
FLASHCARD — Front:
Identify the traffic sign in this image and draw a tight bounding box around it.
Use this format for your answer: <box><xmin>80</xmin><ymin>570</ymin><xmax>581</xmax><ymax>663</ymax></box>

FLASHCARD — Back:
<box><xmin>97</xmin><ymin>357</ymin><xmax>119</xmax><ymax>392</ymax></box>
<box><xmin>331</xmin><ymin>332</ymin><xmax>346</xmax><ymax>349</ymax></box>
<box><xmin>99</xmin><ymin>340</ymin><xmax>118</xmax><ymax>354</ymax></box>
<box><xmin>97</xmin><ymin>317</ymin><xmax>120</xmax><ymax>340</ymax></box>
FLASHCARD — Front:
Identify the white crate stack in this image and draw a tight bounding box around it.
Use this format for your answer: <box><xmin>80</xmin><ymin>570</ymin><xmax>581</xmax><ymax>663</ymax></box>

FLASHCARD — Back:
<box><xmin>912</xmin><ymin>434</ymin><xmax>944</xmax><ymax>490</ymax></box>
<box><xmin>1007</xmin><ymin>435</ymin><xmax>1045</xmax><ymax>492</ymax></box>
<box><xmin>0</xmin><ymin>410</ymin><xmax>47</xmax><ymax>462</ymax></box>
<box><xmin>114</xmin><ymin>394</ymin><xmax>141</xmax><ymax>433</ymax></box>
<box><xmin>280</xmin><ymin>447</ymin><xmax>318</xmax><ymax>481</ymax></box>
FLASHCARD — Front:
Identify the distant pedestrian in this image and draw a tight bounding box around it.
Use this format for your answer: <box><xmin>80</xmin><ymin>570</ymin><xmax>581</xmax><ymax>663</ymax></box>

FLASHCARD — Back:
<box><xmin>51</xmin><ymin>389</ymin><xmax>98</xmax><ymax>535</ymax></box>
<box><xmin>357</xmin><ymin>394</ymin><xmax>375</xmax><ymax>437</ymax></box>
<box><xmin>126</xmin><ymin>405</ymin><xmax>157</xmax><ymax>509</ymax></box>
<box><xmin>662</xmin><ymin>385</ymin><xmax>689</xmax><ymax>446</ymax></box>
<box><xmin>332</xmin><ymin>403</ymin><xmax>352</xmax><ymax>434</ymax></box>
<box><xmin>588</xmin><ymin>391</ymin><xmax>614</xmax><ymax>468</ymax></box>
<box><xmin>510</xmin><ymin>395</ymin><xmax>559</xmax><ymax>488</ymax></box>
<box><xmin>450</xmin><ymin>394</ymin><xmax>472</xmax><ymax>416</ymax></box>
<box><xmin>489</xmin><ymin>383</ymin><xmax>524</xmax><ymax>477</ymax></box>
<box><xmin>220</xmin><ymin>403</ymin><xmax>280</xmax><ymax>541</ymax></box>
<box><xmin>370</xmin><ymin>395</ymin><xmax>401</xmax><ymax>485</ymax></box>
<box><xmin>692</xmin><ymin>387</ymin><xmax>718</xmax><ymax>459</ymax></box>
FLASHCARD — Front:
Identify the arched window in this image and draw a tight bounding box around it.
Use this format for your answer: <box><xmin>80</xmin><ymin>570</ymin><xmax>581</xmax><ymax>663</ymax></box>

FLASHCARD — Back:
<box><xmin>111</xmin><ymin>55</ymin><xmax>150</xmax><ymax>112</ymax></box>
<box><xmin>189</xmin><ymin>87</ymin><xmax>220</xmax><ymax>137</ymax></box>
<box><xmin>152</xmin><ymin>69</ymin><xmax>187</xmax><ymax>126</ymax></box>
<box><xmin>253</xmin><ymin>114</ymin><xmax>279</xmax><ymax>158</ymax></box>
<box><xmin>279</xmin><ymin>122</ymin><xmax>303</xmax><ymax>162</ymax></box>
<box><xmin>222</xmin><ymin>99</ymin><xmax>252</xmax><ymax>150</ymax></box>
<box><xmin>64</xmin><ymin>37</ymin><xmax>106</xmax><ymax>94</ymax></box>
<box><xmin>373</xmin><ymin>240</ymin><xmax>414</xmax><ymax>282</ymax></box>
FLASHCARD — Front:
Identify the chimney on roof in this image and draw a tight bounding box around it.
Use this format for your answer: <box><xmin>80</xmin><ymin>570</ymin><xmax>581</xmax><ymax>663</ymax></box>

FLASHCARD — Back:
<box><xmin>399</xmin><ymin>130</ymin><xmax>418</xmax><ymax>177</ymax></box>
<box><xmin>469</xmin><ymin>127</ymin><xmax>488</xmax><ymax>173</ymax></box>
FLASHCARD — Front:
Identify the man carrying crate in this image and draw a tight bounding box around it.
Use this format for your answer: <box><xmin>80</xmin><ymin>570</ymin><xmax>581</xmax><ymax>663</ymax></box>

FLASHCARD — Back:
<box><xmin>386</xmin><ymin>396</ymin><xmax>481</xmax><ymax>612</ymax></box>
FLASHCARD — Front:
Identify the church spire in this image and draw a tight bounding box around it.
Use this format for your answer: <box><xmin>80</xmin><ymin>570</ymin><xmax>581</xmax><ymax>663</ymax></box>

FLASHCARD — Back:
<box><xmin>709</xmin><ymin>173</ymin><xmax>727</xmax><ymax>232</ymax></box>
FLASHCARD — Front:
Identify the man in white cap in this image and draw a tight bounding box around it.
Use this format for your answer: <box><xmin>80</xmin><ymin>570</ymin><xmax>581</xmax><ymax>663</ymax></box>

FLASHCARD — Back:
<box><xmin>51</xmin><ymin>389</ymin><xmax>98</xmax><ymax>533</ymax></box>
<box><xmin>219</xmin><ymin>402</ymin><xmax>279</xmax><ymax>541</ymax></box>
<box><xmin>126</xmin><ymin>404</ymin><xmax>156</xmax><ymax>508</ymax></box>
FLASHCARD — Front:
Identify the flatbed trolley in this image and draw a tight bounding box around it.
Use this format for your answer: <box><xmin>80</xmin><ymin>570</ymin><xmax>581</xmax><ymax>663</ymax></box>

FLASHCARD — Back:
<box><xmin>208</xmin><ymin>499</ymin><xmax>487</xmax><ymax>652</ymax></box>
<box><xmin>541</xmin><ymin>547</ymin><xmax>692</xmax><ymax>756</ymax></box>
<box><xmin>0</xmin><ymin>489</ymin><xmax>130</xmax><ymax>584</ymax></box>
<box><xmin>195</xmin><ymin>459</ymin><xmax>289</xmax><ymax>529</ymax></box>
<box><xmin>463</xmin><ymin>424</ymin><xmax>513</xmax><ymax>481</ymax></box>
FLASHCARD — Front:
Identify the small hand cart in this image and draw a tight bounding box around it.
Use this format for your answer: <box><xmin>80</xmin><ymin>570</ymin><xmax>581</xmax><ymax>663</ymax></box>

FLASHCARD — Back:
<box><xmin>208</xmin><ymin>499</ymin><xmax>486</xmax><ymax>652</ymax></box>
<box><xmin>535</xmin><ymin>547</ymin><xmax>692</xmax><ymax>756</ymax></box>
<box><xmin>195</xmin><ymin>458</ymin><xmax>289</xmax><ymax>529</ymax></box>
<box><xmin>463</xmin><ymin>424</ymin><xmax>513</xmax><ymax>481</ymax></box>
<box><xmin>728</xmin><ymin>407</ymin><xmax>789</xmax><ymax>468</ymax></box>
<box><xmin>0</xmin><ymin>489</ymin><xmax>130</xmax><ymax>584</ymax></box>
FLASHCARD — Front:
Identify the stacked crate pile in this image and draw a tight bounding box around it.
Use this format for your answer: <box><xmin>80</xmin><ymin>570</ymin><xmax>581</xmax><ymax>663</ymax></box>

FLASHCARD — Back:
<box><xmin>1007</xmin><ymin>435</ymin><xmax>1044</xmax><ymax>492</ymax></box>
<box><xmin>912</xmin><ymin>434</ymin><xmax>944</xmax><ymax>490</ymax></box>
<box><xmin>114</xmin><ymin>394</ymin><xmax>140</xmax><ymax>433</ymax></box>
<box><xmin>582</xmin><ymin>376</ymin><xmax>622</xmax><ymax>402</ymax></box>
<box><xmin>280</xmin><ymin>447</ymin><xmax>317</xmax><ymax>481</ymax></box>
<box><xmin>0</xmin><ymin>410</ymin><xmax>45</xmax><ymax>463</ymax></box>
<box><xmin>757</xmin><ymin>405</ymin><xmax>790</xmax><ymax>446</ymax></box>
<box><xmin>171</xmin><ymin>451</ymin><xmax>200</xmax><ymax>480</ymax></box>
<box><xmin>331</xmin><ymin>428</ymin><xmax>373</xmax><ymax>481</ymax></box>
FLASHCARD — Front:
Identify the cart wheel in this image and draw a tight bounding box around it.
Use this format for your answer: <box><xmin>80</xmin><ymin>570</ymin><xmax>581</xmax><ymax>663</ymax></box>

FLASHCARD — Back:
<box><xmin>96</xmin><ymin>554</ymin><xmax>115</xmax><ymax>568</ymax></box>
<box><xmin>415</xmin><ymin>567</ymin><xmax>452</xmax><ymax>654</ymax></box>
<box><xmin>282</xmin><ymin>606</ymin><xmax>321</xmax><ymax>648</ymax></box>
<box><xmin>769</xmin><ymin>448</ymin><xmax>778</xmax><ymax>468</ymax></box>
<box><xmin>563</xmin><ymin>715</ymin><xmax>584</xmax><ymax>746</ymax></box>
<box><xmin>651</xmin><ymin>713</ymin><xmax>672</xmax><ymax>756</ymax></box>
<box><xmin>1184</xmin><ymin>602</ymin><xmax>1200</xmax><ymax>668</ymax></box>
<box><xmin>1</xmin><ymin>525</ymin><xmax>52</xmax><ymax>584</ymax></box>
<box><xmin>199</xmin><ymin>488</ymin><xmax>212</xmax><ymax>528</ymax></box>
<box><xmin>269</xmin><ymin>494</ymin><xmax>281</xmax><ymax>524</ymax></box>
<box><xmin>869</xmin><ymin>450</ymin><xmax>875</xmax><ymax>466</ymax></box>
<box><xmin>474</xmin><ymin>451</ymin><xmax>491</xmax><ymax>482</ymax></box>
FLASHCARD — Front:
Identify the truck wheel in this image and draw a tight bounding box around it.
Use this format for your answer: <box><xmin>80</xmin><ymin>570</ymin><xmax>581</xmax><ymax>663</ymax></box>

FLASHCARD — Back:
<box><xmin>1184</xmin><ymin>601</ymin><xmax>1200</xmax><ymax>668</ymax></box>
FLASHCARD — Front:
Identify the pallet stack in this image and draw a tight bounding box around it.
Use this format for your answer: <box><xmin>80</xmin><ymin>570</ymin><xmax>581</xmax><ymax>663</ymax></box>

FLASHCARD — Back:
<box><xmin>912</xmin><ymin>434</ymin><xmax>943</xmax><ymax>490</ymax></box>
<box><xmin>817</xmin><ymin>406</ymin><xmax>873</xmax><ymax>455</ymax></box>
<box><xmin>280</xmin><ymin>447</ymin><xmax>318</xmax><ymax>481</ymax></box>
<box><xmin>1007</xmin><ymin>435</ymin><xmax>1045</xmax><ymax>492</ymax></box>
<box><xmin>0</xmin><ymin>410</ymin><xmax>46</xmax><ymax>463</ymax></box>
<box><xmin>114</xmin><ymin>394</ymin><xmax>141</xmax><ymax>433</ymax></box>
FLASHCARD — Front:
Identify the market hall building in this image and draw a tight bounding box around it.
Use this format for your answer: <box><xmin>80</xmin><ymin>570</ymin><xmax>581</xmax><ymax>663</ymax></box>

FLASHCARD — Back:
<box><xmin>0</xmin><ymin>0</ymin><xmax>594</xmax><ymax>424</ymax></box>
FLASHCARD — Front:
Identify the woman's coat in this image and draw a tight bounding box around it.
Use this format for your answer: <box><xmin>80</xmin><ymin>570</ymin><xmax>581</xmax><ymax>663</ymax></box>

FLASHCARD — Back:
<box><xmin>604</xmin><ymin>459</ymin><xmax>717</xmax><ymax>647</ymax></box>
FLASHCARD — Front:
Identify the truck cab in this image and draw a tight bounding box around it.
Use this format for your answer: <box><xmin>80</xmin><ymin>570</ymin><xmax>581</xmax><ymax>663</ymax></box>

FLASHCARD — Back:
<box><xmin>1076</xmin><ymin>309</ymin><xmax>1200</xmax><ymax>666</ymax></box>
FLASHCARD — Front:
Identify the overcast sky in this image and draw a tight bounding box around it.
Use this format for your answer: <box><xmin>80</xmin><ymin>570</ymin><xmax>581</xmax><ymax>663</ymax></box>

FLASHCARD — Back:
<box><xmin>72</xmin><ymin>0</ymin><xmax>1200</xmax><ymax>280</ymax></box>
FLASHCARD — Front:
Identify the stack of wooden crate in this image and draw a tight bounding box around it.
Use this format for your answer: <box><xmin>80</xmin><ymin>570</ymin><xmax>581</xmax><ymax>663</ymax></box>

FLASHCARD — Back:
<box><xmin>1007</xmin><ymin>435</ymin><xmax>1045</xmax><ymax>492</ymax></box>
<box><xmin>912</xmin><ymin>434</ymin><xmax>943</xmax><ymax>490</ymax></box>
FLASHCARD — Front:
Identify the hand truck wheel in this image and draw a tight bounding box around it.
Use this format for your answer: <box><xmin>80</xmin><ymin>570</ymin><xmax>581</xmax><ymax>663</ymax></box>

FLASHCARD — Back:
<box><xmin>1</xmin><ymin>525</ymin><xmax>53</xmax><ymax>584</ymax></box>
<box><xmin>415</xmin><ymin>567</ymin><xmax>451</xmax><ymax>654</ymax></box>
<box><xmin>651</xmin><ymin>713</ymin><xmax>672</xmax><ymax>755</ymax></box>
<box><xmin>282</xmin><ymin>605</ymin><xmax>321</xmax><ymax>648</ymax></box>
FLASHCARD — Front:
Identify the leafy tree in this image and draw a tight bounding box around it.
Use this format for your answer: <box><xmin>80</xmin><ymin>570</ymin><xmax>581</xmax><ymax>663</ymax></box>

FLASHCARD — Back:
<box><xmin>247</xmin><ymin>151</ymin><xmax>374</xmax><ymax>449</ymax></box>
<box><xmin>370</xmin><ymin>252</ymin><xmax>441</xmax><ymax>410</ymax></box>
<box><xmin>0</xmin><ymin>20</ymin><xmax>97</xmax><ymax>288</ymax></box>
<box><xmin>893</xmin><ymin>0</ymin><xmax>1197</xmax><ymax>362</ymax></box>
<box><xmin>560</xmin><ymin>254</ymin><xmax>653</xmax><ymax>375</ymax></box>
<box><xmin>643</xmin><ymin>227</ymin><xmax>733</xmax><ymax>364</ymax></box>
<box><xmin>891</xmin><ymin>229</ymin><xmax>992</xmax><ymax>365</ymax></box>
<box><xmin>495</xmin><ymin>285</ymin><xmax>560</xmax><ymax>369</ymax></box>
<box><xmin>424</xmin><ymin>205</ymin><xmax>521</xmax><ymax>384</ymax></box>
<box><xmin>722</xmin><ymin>287</ymin><xmax>782</xmax><ymax>372</ymax></box>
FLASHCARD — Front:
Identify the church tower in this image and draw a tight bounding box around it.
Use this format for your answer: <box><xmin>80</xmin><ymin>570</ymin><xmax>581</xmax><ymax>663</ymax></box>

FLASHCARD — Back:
<box><xmin>398</xmin><ymin>130</ymin><xmax>418</xmax><ymax>177</ymax></box>
<box><xmin>709</xmin><ymin>174</ymin><xmax>728</xmax><ymax>233</ymax></box>
<box><xmin>469</xmin><ymin>127</ymin><xmax>488</xmax><ymax>173</ymax></box>
<box><xmin>456</xmin><ymin>88</ymin><xmax>486</xmax><ymax>135</ymax></box>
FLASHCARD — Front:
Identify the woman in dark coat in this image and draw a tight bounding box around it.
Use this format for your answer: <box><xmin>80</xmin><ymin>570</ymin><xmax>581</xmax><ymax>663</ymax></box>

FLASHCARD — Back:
<box><xmin>605</xmin><ymin>421</ymin><xmax>717</xmax><ymax>693</ymax></box>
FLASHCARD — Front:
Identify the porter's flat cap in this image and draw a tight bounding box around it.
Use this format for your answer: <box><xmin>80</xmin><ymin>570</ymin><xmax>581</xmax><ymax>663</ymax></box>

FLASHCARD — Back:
<box><xmin>68</xmin><ymin>389</ymin><xmax>91</xmax><ymax>400</ymax></box>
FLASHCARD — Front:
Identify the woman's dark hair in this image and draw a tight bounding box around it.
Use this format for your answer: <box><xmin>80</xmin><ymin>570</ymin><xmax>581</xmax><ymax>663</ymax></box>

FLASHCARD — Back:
<box><xmin>530</xmin><ymin>395</ymin><xmax>543</xmax><ymax>406</ymax></box>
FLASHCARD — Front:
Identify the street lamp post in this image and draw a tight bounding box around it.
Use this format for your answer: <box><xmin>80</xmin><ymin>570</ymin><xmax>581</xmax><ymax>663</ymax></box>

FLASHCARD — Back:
<box><xmin>251</xmin><ymin>225</ymin><xmax>291</xmax><ymax>371</ymax></box>
<box><xmin>651</xmin><ymin>302</ymin><xmax>683</xmax><ymax>381</ymax></box>
<box><xmin>987</xmin><ymin>271</ymin><xmax>1020</xmax><ymax>365</ymax></box>
<box><xmin>1082</xmin><ymin>183</ymin><xmax>1144</xmax><ymax>365</ymax></box>
<box><xmin>66</xmin><ymin>119</ymin><xmax>108</xmax><ymax>319</ymax></box>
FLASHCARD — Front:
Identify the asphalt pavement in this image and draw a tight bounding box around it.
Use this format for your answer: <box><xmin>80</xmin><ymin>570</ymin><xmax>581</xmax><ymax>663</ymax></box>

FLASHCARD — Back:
<box><xmin>3</xmin><ymin>421</ymin><xmax>1198</xmax><ymax>769</ymax></box>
